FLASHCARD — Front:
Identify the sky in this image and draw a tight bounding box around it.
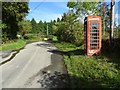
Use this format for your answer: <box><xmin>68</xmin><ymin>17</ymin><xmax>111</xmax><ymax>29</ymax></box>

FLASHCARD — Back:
<box><xmin>26</xmin><ymin>0</ymin><xmax>120</xmax><ymax>25</ymax></box>
<box><xmin>26</xmin><ymin>2</ymin><xmax>69</xmax><ymax>22</ymax></box>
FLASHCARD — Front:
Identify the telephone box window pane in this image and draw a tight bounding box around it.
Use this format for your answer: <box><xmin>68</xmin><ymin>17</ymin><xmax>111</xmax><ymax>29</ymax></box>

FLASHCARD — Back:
<box><xmin>90</xmin><ymin>22</ymin><xmax>99</xmax><ymax>50</ymax></box>
<box><xmin>91</xmin><ymin>22</ymin><xmax>99</xmax><ymax>29</ymax></box>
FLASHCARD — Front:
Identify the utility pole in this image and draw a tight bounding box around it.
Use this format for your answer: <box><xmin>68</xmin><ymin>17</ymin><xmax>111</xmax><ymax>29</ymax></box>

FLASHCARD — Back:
<box><xmin>47</xmin><ymin>24</ymin><xmax>48</xmax><ymax>35</ymax></box>
<box><xmin>110</xmin><ymin>0</ymin><xmax>115</xmax><ymax>47</ymax></box>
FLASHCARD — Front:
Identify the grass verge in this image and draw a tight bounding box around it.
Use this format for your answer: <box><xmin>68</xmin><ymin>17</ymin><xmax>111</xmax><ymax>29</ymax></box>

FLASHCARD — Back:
<box><xmin>53</xmin><ymin>41</ymin><xmax>120</xmax><ymax>88</ymax></box>
<box><xmin>0</xmin><ymin>34</ymin><xmax>46</xmax><ymax>51</ymax></box>
<box><xmin>0</xmin><ymin>39</ymin><xmax>26</xmax><ymax>51</ymax></box>
<box><xmin>0</xmin><ymin>34</ymin><xmax>56</xmax><ymax>51</ymax></box>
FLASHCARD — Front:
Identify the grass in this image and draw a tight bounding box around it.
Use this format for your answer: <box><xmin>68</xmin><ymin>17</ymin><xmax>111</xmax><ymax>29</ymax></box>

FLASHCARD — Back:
<box><xmin>0</xmin><ymin>34</ymin><xmax>56</xmax><ymax>51</ymax></box>
<box><xmin>0</xmin><ymin>39</ymin><xmax>26</xmax><ymax>51</ymax></box>
<box><xmin>24</xmin><ymin>34</ymin><xmax>43</xmax><ymax>42</ymax></box>
<box><xmin>0</xmin><ymin>34</ymin><xmax>46</xmax><ymax>51</ymax></box>
<box><xmin>53</xmin><ymin>41</ymin><xmax>120</xmax><ymax>88</ymax></box>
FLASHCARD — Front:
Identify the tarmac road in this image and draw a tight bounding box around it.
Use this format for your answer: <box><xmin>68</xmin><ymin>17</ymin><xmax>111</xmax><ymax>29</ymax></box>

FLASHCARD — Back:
<box><xmin>0</xmin><ymin>41</ymin><xmax>68</xmax><ymax>88</ymax></box>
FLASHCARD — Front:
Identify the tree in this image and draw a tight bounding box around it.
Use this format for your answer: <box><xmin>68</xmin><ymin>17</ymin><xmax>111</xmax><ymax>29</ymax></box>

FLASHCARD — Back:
<box><xmin>52</xmin><ymin>22</ymin><xmax>59</xmax><ymax>35</ymax></box>
<box><xmin>98</xmin><ymin>2</ymin><xmax>111</xmax><ymax>37</ymax></box>
<box><xmin>57</xmin><ymin>18</ymin><xmax>60</xmax><ymax>22</ymax></box>
<box><xmin>0</xmin><ymin>21</ymin><xmax>8</xmax><ymax>42</ymax></box>
<box><xmin>0</xmin><ymin>22</ymin><xmax>7</xmax><ymax>30</ymax></box>
<box><xmin>57</xmin><ymin>10</ymin><xmax>84</xmax><ymax>46</ymax></box>
<box><xmin>18</xmin><ymin>20</ymin><xmax>32</xmax><ymax>36</ymax></box>
<box><xmin>2</xmin><ymin>2</ymin><xmax>29</xmax><ymax>39</ymax></box>
<box><xmin>31</xmin><ymin>18</ymin><xmax>37</xmax><ymax>34</ymax></box>
<box><xmin>37</xmin><ymin>20</ymin><xmax>44</xmax><ymax>34</ymax></box>
<box><xmin>67</xmin><ymin>0</ymin><xmax>111</xmax><ymax>39</ymax></box>
<box><xmin>43</xmin><ymin>21</ymin><xmax>47</xmax><ymax>34</ymax></box>
<box><xmin>67</xmin><ymin>0</ymin><xmax>100</xmax><ymax>20</ymax></box>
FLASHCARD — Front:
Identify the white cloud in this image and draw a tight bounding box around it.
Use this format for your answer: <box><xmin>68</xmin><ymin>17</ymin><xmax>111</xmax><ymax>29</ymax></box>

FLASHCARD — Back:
<box><xmin>35</xmin><ymin>20</ymin><xmax>40</xmax><ymax>23</ymax></box>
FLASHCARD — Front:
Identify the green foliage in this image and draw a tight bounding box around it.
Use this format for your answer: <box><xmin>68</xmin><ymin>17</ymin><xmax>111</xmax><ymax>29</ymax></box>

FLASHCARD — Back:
<box><xmin>18</xmin><ymin>20</ymin><xmax>32</xmax><ymax>36</ymax></box>
<box><xmin>37</xmin><ymin>20</ymin><xmax>46</xmax><ymax>34</ymax></box>
<box><xmin>97</xmin><ymin>2</ymin><xmax>111</xmax><ymax>37</ymax></box>
<box><xmin>67</xmin><ymin>1</ymin><xmax>111</xmax><ymax>39</ymax></box>
<box><xmin>51</xmin><ymin>22</ymin><xmax>59</xmax><ymax>35</ymax></box>
<box><xmin>23</xmin><ymin>34</ymin><xmax>43</xmax><ymax>41</ymax></box>
<box><xmin>57</xmin><ymin>17</ymin><xmax>60</xmax><ymax>22</ymax></box>
<box><xmin>2</xmin><ymin>2</ymin><xmax>29</xmax><ymax>40</ymax></box>
<box><xmin>0</xmin><ymin>22</ymin><xmax>7</xmax><ymax>29</ymax></box>
<box><xmin>67</xmin><ymin>1</ymin><xmax>99</xmax><ymax>16</ymax></box>
<box><xmin>114</xmin><ymin>25</ymin><xmax>120</xmax><ymax>38</ymax></box>
<box><xmin>54</xmin><ymin>41</ymin><xmax>120</xmax><ymax>88</ymax></box>
<box><xmin>0</xmin><ymin>23</ymin><xmax>8</xmax><ymax>43</ymax></box>
<box><xmin>30</xmin><ymin>18</ymin><xmax>48</xmax><ymax>34</ymax></box>
<box><xmin>31</xmin><ymin>18</ymin><xmax>37</xmax><ymax>34</ymax></box>
<box><xmin>30</xmin><ymin>18</ymin><xmax>61</xmax><ymax>36</ymax></box>
<box><xmin>57</xmin><ymin>10</ymin><xmax>84</xmax><ymax>46</ymax></box>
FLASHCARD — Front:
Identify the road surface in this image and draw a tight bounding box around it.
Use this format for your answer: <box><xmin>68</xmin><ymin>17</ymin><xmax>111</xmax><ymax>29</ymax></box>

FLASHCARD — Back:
<box><xmin>0</xmin><ymin>41</ymin><xmax>68</xmax><ymax>88</ymax></box>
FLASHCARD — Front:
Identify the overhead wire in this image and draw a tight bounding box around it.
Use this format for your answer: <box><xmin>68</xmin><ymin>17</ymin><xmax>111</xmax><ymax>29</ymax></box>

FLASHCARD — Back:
<box><xmin>29</xmin><ymin>0</ymin><xmax>46</xmax><ymax>14</ymax></box>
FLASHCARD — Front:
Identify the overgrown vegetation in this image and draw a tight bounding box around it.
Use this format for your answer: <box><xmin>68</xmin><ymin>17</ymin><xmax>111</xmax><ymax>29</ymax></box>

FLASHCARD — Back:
<box><xmin>53</xmin><ymin>41</ymin><xmax>120</xmax><ymax>88</ymax></box>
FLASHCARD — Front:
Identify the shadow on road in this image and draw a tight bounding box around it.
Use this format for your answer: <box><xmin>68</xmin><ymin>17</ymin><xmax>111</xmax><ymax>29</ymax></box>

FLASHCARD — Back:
<box><xmin>48</xmin><ymin>49</ymin><xmax>85</xmax><ymax>57</ymax></box>
<box><xmin>36</xmin><ymin>53</ymin><xmax>69</xmax><ymax>88</ymax></box>
<box><xmin>38</xmin><ymin>71</ymin><xmax>69</xmax><ymax>88</ymax></box>
<box><xmin>36</xmin><ymin>43</ymin><xmax>52</xmax><ymax>48</ymax></box>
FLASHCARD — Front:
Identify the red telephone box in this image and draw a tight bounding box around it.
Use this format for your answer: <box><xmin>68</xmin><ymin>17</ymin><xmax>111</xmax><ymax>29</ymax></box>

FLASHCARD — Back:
<box><xmin>84</xmin><ymin>16</ymin><xmax>102</xmax><ymax>56</ymax></box>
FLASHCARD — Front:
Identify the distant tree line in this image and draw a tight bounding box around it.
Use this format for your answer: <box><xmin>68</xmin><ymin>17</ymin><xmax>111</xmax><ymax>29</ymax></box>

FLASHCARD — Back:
<box><xmin>30</xmin><ymin>18</ymin><xmax>60</xmax><ymax>35</ymax></box>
